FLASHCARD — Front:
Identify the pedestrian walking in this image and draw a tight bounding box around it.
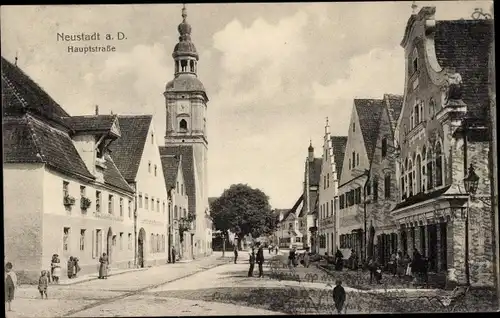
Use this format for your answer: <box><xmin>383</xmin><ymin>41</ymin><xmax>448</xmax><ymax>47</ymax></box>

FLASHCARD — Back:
<box><xmin>302</xmin><ymin>247</ymin><xmax>310</xmax><ymax>268</ymax></box>
<box><xmin>233</xmin><ymin>246</ymin><xmax>238</xmax><ymax>264</ymax></box>
<box><xmin>333</xmin><ymin>279</ymin><xmax>346</xmax><ymax>314</ymax></box>
<box><xmin>51</xmin><ymin>255</ymin><xmax>61</xmax><ymax>284</ymax></box>
<box><xmin>288</xmin><ymin>247</ymin><xmax>297</xmax><ymax>268</ymax></box>
<box><xmin>275</xmin><ymin>246</ymin><xmax>279</xmax><ymax>254</ymax></box>
<box><xmin>256</xmin><ymin>243</ymin><xmax>265</xmax><ymax>278</ymax></box>
<box><xmin>268</xmin><ymin>245</ymin><xmax>272</xmax><ymax>254</ymax></box>
<box><xmin>67</xmin><ymin>256</ymin><xmax>75</xmax><ymax>279</ymax></box>
<box><xmin>368</xmin><ymin>258</ymin><xmax>381</xmax><ymax>284</ymax></box>
<box><xmin>248</xmin><ymin>247</ymin><xmax>256</xmax><ymax>277</ymax></box>
<box><xmin>98</xmin><ymin>253</ymin><xmax>109</xmax><ymax>279</ymax></box>
<box><xmin>389</xmin><ymin>252</ymin><xmax>397</xmax><ymax>276</ymax></box>
<box><xmin>73</xmin><ymin>257</ymin><xmax>81</xmax><ymax>278</ymax></box>
<box><xmin>171</xmin><ymin>247</ymin><xmax>176</xmax><ymax>264</ymax></box>
<box><xmin>335</xmin><ymin>249</ymin><xmax>344</xmax><ymax>271</ymax></box>
<box><xmin>5</xmin><ymin>262</ymin><xmax>18</xmax><ymax>312</ymax></box>
<box><xmin>38</xmin><ymin>270</ymin><xmax>49</xmax><ymax>299</ymax></box>
<box><xmin>396</xmin><ymin>251</ymin><xmax>405</xmax><ymax>278</ymax></box>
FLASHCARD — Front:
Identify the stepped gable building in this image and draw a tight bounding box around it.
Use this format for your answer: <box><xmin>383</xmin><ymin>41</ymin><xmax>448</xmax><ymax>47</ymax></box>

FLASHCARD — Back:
<box><xmin>160</xmin><ymin>153</ymin><xmax>192</xmax><ymax>260</ymax></box>
<box><xmin>109</xmin><ymin>115</ymin><xmax>169</xmax><ymax>267</ymax></box>
<box><xmin>318</xmin><ymin>117</ymin><xmax>348</xmax><ymax>256</ymax></box>
<box><xmin>2</xmin><ymin>56</ymin><xmax>135</xmax><ymax>282</ymax></box>
<box><xmin>297</xmin><ymin>142</ymin><xmax>322</xmax><ymax>252</ymax></box>
<box><xmin>159</xmin><ymin>5</ymin><xmax>212</xmax><ymax>257</ymax></box>
<box><xmin>338</xmin><ymin>98</ymin><xmax>384</xmax><ymax>260</ymax></box>
<box><xmin>392</xmin><ymin>6</ymin><xmax>494</xmax><ymax>287</ymax></box>
<box><xmin>364</xmin><ymin>94</ymin><xmax>404</xmax><ymax>266</ymax></box>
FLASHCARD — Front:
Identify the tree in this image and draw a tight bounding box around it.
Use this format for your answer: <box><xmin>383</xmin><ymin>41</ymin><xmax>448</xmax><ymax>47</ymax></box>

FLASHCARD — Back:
<box><xmin>210</xmin><ymin>184</ymin><xmax>276</xmax><ymax>254</ymax></box>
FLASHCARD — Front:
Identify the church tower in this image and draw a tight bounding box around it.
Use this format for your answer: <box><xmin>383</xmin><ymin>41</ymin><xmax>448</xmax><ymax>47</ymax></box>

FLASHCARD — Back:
<box><xmin>163</xmin><ymin>4</ymin><xmax>211</xmax><ymax>256</ymax></box>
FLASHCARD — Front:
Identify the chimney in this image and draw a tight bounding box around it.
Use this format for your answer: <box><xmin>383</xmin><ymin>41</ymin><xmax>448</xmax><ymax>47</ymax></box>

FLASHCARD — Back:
<box><xmin>95</xmin><ymin>105</ymin><xmax>99</xmax><ymax>115</ymax></box>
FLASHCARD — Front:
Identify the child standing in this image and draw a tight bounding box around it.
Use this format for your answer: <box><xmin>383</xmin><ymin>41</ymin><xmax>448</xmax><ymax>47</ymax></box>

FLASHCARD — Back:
<box><xmin>5</xmin><ymin>262</ymin><xmax>18</xmax><ymax>312</ymax></box>
<box><xmin>332</xmin><ymin>279</ymin><xmax>346</xmax><ymax>314</ymax></box>
<box><xmin>38</xmin><ymin>270</ymin><xmax>49</xmax><ymax>299</ymax></box>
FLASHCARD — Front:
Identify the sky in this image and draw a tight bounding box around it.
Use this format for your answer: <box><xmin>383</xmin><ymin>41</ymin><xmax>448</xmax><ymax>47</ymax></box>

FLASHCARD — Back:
<box><xmin>1</xmin><ymin>1</ymin><xmax>493</xmax><ymax>209</ymax></box>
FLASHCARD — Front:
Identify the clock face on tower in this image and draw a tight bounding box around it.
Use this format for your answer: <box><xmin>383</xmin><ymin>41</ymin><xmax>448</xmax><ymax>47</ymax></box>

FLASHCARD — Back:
<box><xmin>177</xmin><ymin>100</ymin><xmax>190</xmax><ymax>114</ymax></box>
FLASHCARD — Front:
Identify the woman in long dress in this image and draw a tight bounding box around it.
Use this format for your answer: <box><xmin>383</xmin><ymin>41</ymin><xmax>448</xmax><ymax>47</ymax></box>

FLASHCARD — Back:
<box><xmin>51</xmin><ymin>255</ymin><xmax>61</xmax><ymax>284</ymax></box>
<box><xmin>99</xmin><ymin>253</ymin><xmax>109</xmax><ymax>279</ymax></box>
<box><xmin>67</xmin><ymin>256</ymin><xmax>75</xmax><ymax>279</ymax></box>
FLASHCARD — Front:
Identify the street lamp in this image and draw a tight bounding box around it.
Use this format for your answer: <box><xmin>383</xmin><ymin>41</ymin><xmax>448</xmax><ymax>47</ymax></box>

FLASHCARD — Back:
<box><xmin>463</xmin><ymin>163</ymin><xmax>480</xmax><ymax>286</ymax></box>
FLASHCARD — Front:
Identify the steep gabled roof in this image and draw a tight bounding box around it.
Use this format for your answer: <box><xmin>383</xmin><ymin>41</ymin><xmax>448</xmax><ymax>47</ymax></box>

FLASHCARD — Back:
<box><xmin>434</xmin><ymin>19</ymin><xmax>493</xmax><ymax>121</ymax></box>
<box><xmin>160</xmin><ymin>154</ymin><xmax>181</xmax><ymax>191</ymax></box>
<box><xmin>308</xmin><ymin>158</ymin><xmax>322</xmax><ymax>186</ymax></box>
<box><xmin>102</xmin><ymin>154</ymin><xmax>135</xmax><ymax>193</ymax></box>
<box><xmin>159</xmin><ymin>146</ymin><xmax>196</xmax><ymax>216</ymax></box>
<box><xmin>283</xmin><ymin>195</ymin><xmax>303</xmax><ymax>221</ymax></box>
<box><xmin>354</xmin><ymin>99</ymin><xmax>384</xmax><ymax>163</ymax></box>
<box><xmin>109</xmin><ymin>115</ymin><xmax>152</xmax><ymax>182</ymax></box>
<box><xmin>1</xmin><ymin>56</ymin><xmax>70</xmax><ymax>128</ymax></box>
<box><xmin>3</xmin><ymin>115</ymin><xmax>95</xmax><ymax>180</ymax></box>
<box><xmin>331</xmin><ymin>136</ymin><xmax>348</xmax><ymax>180</ymax></box>
<box><xmin>383</xmin><ymin>94</ymin><xmax>404</xmax><ymax>133</ymax></box>
<box><xmin>308</xmin><ymin>190</ymin><xmax>318</xmax><ymax>215</ymax></box>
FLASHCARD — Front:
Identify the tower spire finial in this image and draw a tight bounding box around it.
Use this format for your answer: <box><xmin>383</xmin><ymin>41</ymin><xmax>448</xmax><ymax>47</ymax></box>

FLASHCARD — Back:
<box><xmin>411</xmin><ymin>1</ymin><xmax>418</xmax><ymax>14</ymax></box>
<box><xmin>182</xmin><ymin>3</ymin><xmax>187</xmax><ymax>21</ymax></box>
<box><xmin>14</xmin><ymin>51</ymin><xmax>18</xmax><ymax>66</ymax></box>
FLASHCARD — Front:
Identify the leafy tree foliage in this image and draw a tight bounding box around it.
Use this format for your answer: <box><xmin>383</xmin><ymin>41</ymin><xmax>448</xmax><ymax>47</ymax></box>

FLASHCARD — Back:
<box><xmin>210</xmin><ymin>184</ymin><xmax>276</xmax><ymax>244</ymax></box>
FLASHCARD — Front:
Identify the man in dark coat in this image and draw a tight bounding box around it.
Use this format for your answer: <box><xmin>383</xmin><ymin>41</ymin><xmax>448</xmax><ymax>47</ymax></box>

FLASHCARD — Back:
<box><xmin>233</xmin><ymin>246</ymin><xmax>238</xmax><ymax>264</ymax></box>
<box><xmin>171</xmin><ymin>247</ymin><xmax>176</xmax><ymax>264</ymax></box>
<box><xmin>333</xmin><ymin>279</ymin><xmax>346</xmax><ymax>314</ymax></box>
<box><xmin>248</xmin><ymin>247</ymin><xmax>256</xmax><ymax>277</ymax></box>
<box><xmin>256</xmin><ymin>243</ymin><xmax>265</xmax><ymax>278</ymax></box>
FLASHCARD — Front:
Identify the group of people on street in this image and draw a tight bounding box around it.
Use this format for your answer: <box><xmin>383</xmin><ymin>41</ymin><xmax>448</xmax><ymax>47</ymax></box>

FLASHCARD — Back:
<box><xmin>247</xmin><ymin>243</ymin><xmax>265</xmax><ymax>278</ymax></box>
<box><xmin>66</xmin><ymin>256</ymin><xmax>81</xmax><ymax>279</ymax></box>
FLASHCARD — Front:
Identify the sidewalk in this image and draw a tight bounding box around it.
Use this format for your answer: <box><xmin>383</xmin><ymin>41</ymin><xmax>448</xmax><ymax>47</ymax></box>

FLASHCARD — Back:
<box><xmin>7</xmin><ymin>253</ymin><xmax>231</xmax><ymax>318</ymax></box>
<box><xmin>40</xmin><ymin>252</ymin><xmax>225</xmax><ymax>286</ymax></box>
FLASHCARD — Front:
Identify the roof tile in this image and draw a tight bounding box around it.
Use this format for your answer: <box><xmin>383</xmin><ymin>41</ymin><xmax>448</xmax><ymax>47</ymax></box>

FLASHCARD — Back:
<box><xmin>109</xmin><ymin>115</ymin><xmax>152</xmax><ymax>182</ymax></box>
<box><xmin>159</xmin><ymin>146</ymin><xmax>196</xmax><ymax>216</ymax></box>
<box><xmin>434</xmin><ymin>20</ymin><xmax>493</xmax><ymax>121</ymax></box>
<box><xmin>160</xmin><ymin>155</ymin><xmax>181</xmax><ymax>191</ymax></box>
<box><xmin>331</xmin><ymin>136</ymin><xmax>348</xmax><ymax>180</ymax></box>
<box><xmin>354</xmin><ymin>99</ymin><xmax>385</xmax><ymax>163</ymax></box>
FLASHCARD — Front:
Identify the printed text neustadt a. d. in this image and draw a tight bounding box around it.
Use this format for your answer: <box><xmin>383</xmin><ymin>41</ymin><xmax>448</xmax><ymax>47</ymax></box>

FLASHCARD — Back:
<box><xmin>56</xmin><ymin>32</ymin><xmax>127</xmax><ymax>41</ymax></box>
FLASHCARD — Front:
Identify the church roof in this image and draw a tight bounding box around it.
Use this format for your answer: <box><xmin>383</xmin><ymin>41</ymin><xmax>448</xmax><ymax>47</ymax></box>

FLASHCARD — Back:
<box><xmin>308</xmin><ymin>158</ymin><xmax>322</xmax><ymax>187</ymax></box>
<box><xmin>160</xmin><ymin>154</ymin><xmax>181</xmax><ymax>191</ymax></box>
<box><xmin>331</xmin><ymin>136</ymin><xmax>348</xmax><ymax>180</ymax></box>
<box><xmin>159</xmin><ymin>146</ymin><xmax>196</xmax><ymax>216</ymax></box>
<box><xmin>165</xmin><ymin>73</ymin><xmax>206</xmax><ymax>94</ymax></box>
<box><xmin>354</xmin><ymin>99</ymin><xmax>385</xmax><ymax>164</ymax></box>
<box><xmin>109</xmin><ymin>115</ymin><xmax>153</xmax><ymax>182</ymax></box>
<box><xmin>434</xmin><ymin>19</ymin><xmax>493</xmax><ymax>121</ymax></box>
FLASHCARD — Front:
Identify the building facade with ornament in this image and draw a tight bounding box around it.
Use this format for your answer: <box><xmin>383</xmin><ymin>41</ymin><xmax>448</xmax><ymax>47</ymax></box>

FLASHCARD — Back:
<box><xmin>392</xmin><ymin>6</ymin><xmax>494</xmax><ymax>287</ymax></box>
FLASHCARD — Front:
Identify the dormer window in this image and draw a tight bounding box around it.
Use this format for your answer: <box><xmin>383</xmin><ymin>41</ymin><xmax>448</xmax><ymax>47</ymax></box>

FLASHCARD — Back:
<box><xmin>179</xmin><ymin>119</ymin><xmax>188</xmax><ymax>131</ymax></box>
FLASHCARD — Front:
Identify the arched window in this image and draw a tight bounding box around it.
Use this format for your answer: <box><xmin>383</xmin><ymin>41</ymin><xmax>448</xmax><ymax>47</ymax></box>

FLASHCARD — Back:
<box><xmin>416</xmin><ymin>154</ymin><xmax>422</xmax><ymax>194</ymax></box>
<box><xmin>174</xmin><ymin>205</ymin><xmax>178</xmax><ymax>219</ymax></box>
<box><xmin>356</xmin><ymin>153</ymin><xmax>359</xmax><ymax>166</ymax></box>
<box><xmin>429</xmin><ymin>98</ymin><xmax>436</xmax><ymax>118</ymax></box>
<box><xmin>179</xmin><ymin>119</ymin><xmax>187</xmax><ymax>130</ymax></box>
<box><xmin>349</xmin><ymin>159</ymin><xmax>351</xmax><ymax>170</ymax></box>
<box><xmin>408</xmin><ymin>160</ymin><xmax>414</xmax><ymax>196</ymax></box>
<box><xmin>183</xmin><ymin>208</ymin><xmax>187</xmax><ymax>218</ymax></box>
<box><xmin>190</xmin><ymin>60</ymin><xmax>195</xmax><ymax>72</ymax></box>
<box><xmin>427</xmin><ymin>148</ymin><xmax>434</xmax><ymax>190</ymax></box>
<box><xmin>161</xmin><ymin>235</ymin><xmax>165</xmax><ymax>252</ymax></box>
<box><xmin>180</xmin><ymin>59</ymin><xmax>187</xmax><ymax>72</ymax></box>
<box><xmin>435</xmin><ymin>142</ymin><xmax>443</xmax><ymax>187</ymax></box>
